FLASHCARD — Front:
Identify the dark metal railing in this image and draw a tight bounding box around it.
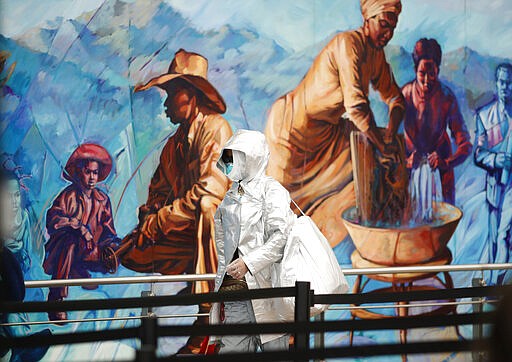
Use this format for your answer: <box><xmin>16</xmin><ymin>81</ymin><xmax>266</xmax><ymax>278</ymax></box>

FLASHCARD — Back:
<box><xmin>2</xmin><ymin>282</ymin><xmax>511</xmax><ymax>361</ymax></box>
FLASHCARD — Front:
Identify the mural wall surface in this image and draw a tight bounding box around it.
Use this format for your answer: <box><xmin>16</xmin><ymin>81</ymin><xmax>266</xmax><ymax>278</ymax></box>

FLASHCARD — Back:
<box><xmin>1</xmin><ymin>0</ymin><xmax>511</xmax><ymax>360</ymax></box>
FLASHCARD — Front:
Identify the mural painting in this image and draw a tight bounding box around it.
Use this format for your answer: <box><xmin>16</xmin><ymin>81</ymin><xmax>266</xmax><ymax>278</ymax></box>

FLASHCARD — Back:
<box><xmin>0</xmin><ymin>0</ymin><xmax>511</xmax><ymax>360</ymax></box>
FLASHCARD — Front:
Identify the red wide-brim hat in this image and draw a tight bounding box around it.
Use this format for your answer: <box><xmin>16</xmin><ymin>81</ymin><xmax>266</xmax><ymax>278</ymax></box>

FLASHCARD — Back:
<box><xmin>64</xmin><ymin>143</ymin><xmax>113</xmax><ymax>182</ymax></box>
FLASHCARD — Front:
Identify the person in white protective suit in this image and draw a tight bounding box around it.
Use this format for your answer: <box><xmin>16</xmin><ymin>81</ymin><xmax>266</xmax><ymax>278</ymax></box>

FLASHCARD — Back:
<box><xmin>213</xmin><ymin>129</ymin><xmax>295</xmax><ymax>354</ymax></box>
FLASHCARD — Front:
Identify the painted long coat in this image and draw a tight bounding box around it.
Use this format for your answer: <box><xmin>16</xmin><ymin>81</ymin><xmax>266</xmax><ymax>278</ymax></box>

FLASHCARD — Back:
<box><xmin>44</xmin><ymin>184</ymin><xmax>118</xmax><ymax>298</ymax></box>
<box><xmin>121</xmin><ymin>109</ymin><xmax>232</xmax><ymax>294</ymax></box>
<box><xmin>265</xmin><ymin>27</ymin><xmax>404</xmax><ymax>246</ymax></box>
<box><xmin>402</xmin><ymin>80</ymin><xmax>472</xmax><ymax>204</ymax></box>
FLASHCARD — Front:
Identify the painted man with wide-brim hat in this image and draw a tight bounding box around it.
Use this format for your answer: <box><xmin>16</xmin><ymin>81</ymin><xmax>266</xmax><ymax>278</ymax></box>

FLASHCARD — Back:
<box><xmin>120</xmin><ymin>49</ymin><xmax>233</xmax><ymax>354</ymax></box>
<box><xmin>44</xmin><ymin>143</ymin><xmax>120</xmax><ymax>321</ymax></box>
<box><xmin>264</xmin><ymin>0</ymin><xmax>405</xmax><ymax>249</ymax></box>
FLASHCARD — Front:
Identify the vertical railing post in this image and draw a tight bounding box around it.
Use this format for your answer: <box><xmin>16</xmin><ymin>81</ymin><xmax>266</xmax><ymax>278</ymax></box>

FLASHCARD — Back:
<box><xmin>295</xmin><ymin>281</ymin><xmax>311</xmax><ymax>361</ymax></box>
<box><xmin>137</xmin><ymin>316</ymin><xmax>158</xmax><ymax>362</ymax></box>
<box><xmin>472</xmin><ymin>277</ymin><xmax>485</xmax><ymax>362</ymax></box>
<box><xmin>313</xmin><ymin>311</ymin><xmax>325</xmax><ymax>362</ymax></box>
<box><xmin>141</xmin><ymin>290</ymin><xmax>155</xmax><ymax>317</ymax></box>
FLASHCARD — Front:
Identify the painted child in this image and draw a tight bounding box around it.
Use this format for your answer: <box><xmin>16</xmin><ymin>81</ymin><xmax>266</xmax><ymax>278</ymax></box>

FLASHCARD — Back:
<box><xmin>43</xmin><ymin>144</ymin><xmax>120</xmax><ymax>321</ymax></box>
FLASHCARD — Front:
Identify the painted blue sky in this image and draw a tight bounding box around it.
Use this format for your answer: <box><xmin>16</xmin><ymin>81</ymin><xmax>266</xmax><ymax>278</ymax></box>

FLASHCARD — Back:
<box><xmin>1</xmin><ymin>0</ymin><xmax>511</xmax><ymax>57</ymax></box>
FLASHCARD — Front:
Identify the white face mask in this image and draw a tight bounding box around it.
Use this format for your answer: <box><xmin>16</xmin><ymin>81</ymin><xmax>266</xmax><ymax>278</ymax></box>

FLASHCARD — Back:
<box><xmin>217</xmin><ymin>161</ymin><xmax>233</xmax><ymax>176</ymax></box>
<box><xmin>227</xmin><ymin>150</ymin><xmax>246</xmax><ymax>181</ymax></box>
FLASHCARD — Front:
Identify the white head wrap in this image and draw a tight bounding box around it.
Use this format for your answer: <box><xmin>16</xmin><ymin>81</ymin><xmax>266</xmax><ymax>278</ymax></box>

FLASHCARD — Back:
<box><xmin>360</xmin><ymin>0</ymin><xmax>402</xmax><ymax>20</ymax></box>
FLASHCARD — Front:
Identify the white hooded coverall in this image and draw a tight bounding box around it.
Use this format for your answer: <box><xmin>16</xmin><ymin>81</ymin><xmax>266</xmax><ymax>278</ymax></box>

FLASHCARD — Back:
<box><xmin>213</xmin><ymin>129</ymin><xmax>295</xmax><ymax>352</ymax></box>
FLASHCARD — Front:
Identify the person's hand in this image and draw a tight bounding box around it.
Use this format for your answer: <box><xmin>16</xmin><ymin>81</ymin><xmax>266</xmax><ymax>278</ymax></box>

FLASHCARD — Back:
<box><xmin>80</xmin><ymin>228</ymin><xmax>94</xmax><ymax>250</ymax></box>
<box><xmin>138</xmin><ymin>205</ymin><xmax>153</xmax><ymax>226</ymax></box>
<box><xmin>495</xmin><ymin>153</ymin><xmax>512</xmax><ymax>170</ymax></box>
<box><xmin>83</xmin><ymin>229</ymin><xmax>94</xmax><ymax>243</ymax></box>
<box><xmin>378</xmin><ymin>130</ymin><xmax>399</xmax><ymax>160</ymax></box>
<box><xmin>427</xmin><ymin>152</ymin><xmax>448</xmax><ymax>170</ymax></box>
<box><xmin>407</xmin><ymin>151</ymin><xmax>421</xmax><ymax>168</ymax></box>
<box><xmin>80</xmin><ymin>224</ymin><xmax>94</xmax><ymax>242</ymax></box>
<box><xmin>141</xmin><ymin>213</ymin><xmax>160</xmax><ymax>241</ymax></box>
<box><xmin>377</xmin><ymin>142</ymin><xmax>400</xmax><ymax>167</ymax></box>
<box><xmin>383</xmin><ymin>142</ymin><xmax>400</xmax><ymax>158</ymax></box>
<box><xmin>226</xmin><ymin>258</ymin><xmax>249</xmax><ymax>280</ymax></box>
<box><xmin>364</xmin><ymin>126</ymin><xmax>399</xmax><ymax>166</ymax></box>
<box><xmin>55</xmin><ymin>217</ymin><xmax>80</xmax><ymax>230</ymax></box>
<box><xmin>69</xmin><ymin>217</ymin><xmax>82</xmax><ymax>229</ymax></box>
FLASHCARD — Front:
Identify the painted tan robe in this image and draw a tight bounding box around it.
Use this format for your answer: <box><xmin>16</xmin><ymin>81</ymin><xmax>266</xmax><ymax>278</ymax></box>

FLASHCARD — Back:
<box><xmin>122</xmin><ymin>110</ymin><xmax>232</xmax><ymax>294</ymax></box>
<box><xmin>265</xmin><ymin>27</ymin><xmax>405</xmax><ymax>247</ymax></box>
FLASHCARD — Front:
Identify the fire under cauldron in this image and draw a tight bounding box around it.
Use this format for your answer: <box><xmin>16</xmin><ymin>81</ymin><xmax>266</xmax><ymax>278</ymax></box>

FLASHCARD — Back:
<box><xmin>346</xmin><ymin>130</ymin><xmax>463</xmax><ymax>266</ymax></box>
<box><xmin>342</xmin><ymin>201</ymin><xmax>462</xmax><ymax>266</ymax></box>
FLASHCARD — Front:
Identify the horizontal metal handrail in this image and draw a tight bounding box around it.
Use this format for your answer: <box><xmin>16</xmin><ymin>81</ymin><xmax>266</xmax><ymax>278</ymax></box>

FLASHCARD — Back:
<box><xmin>2</xmin><ymin>311</ymin><xmax>495</xmax><ymax>346</ymax></box>
<box><xmin>25</xmin><ymin>273</ymin><xmax>217</xmax><ymax>288</ymax></box>
<box><xmin>2</xmin><ymin>298</ymin><xmax>497</xmax><ymax>328</ymax></box>
<box><xmin>346</xmin><ymin>262</ymin><xmax>512</xmax><ymax>276</ymax></box>
<box><xmin>329</xmin><ymin>299</ymin><xmax>498</xmax><ymax>311</ymax></box>
<box><xmin>24</xmin><ymin>263</ymin><xmax>512</xmax><ymax>288</ymax></box>
<box><xmin>2</xmin><ymin>286</ymin><xmax>298</xmax><ymax>313</ymax></box>
<box><xmin>0</xmin><ymin>313</ymin><xmax>209</xmax><ymax>327</ymax></box>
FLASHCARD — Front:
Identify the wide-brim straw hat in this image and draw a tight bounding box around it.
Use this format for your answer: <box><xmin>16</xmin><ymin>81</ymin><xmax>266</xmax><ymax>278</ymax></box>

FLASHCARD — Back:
<box><xmin>134</xmin><ymin>49</ymin><xmax>226</xmax><ymax>114</ymax></box>
<box><xmin>64</xmin><ymin>144</ymin><xmax>113</xmax><ymax>182</ymax></box>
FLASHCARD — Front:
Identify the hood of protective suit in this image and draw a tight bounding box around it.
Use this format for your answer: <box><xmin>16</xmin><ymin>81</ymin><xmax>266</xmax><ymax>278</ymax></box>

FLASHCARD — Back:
<box><xmin>217</xmin><ymin>129</ymin><xmax>269</xmax><ymax>182</ymax></box>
